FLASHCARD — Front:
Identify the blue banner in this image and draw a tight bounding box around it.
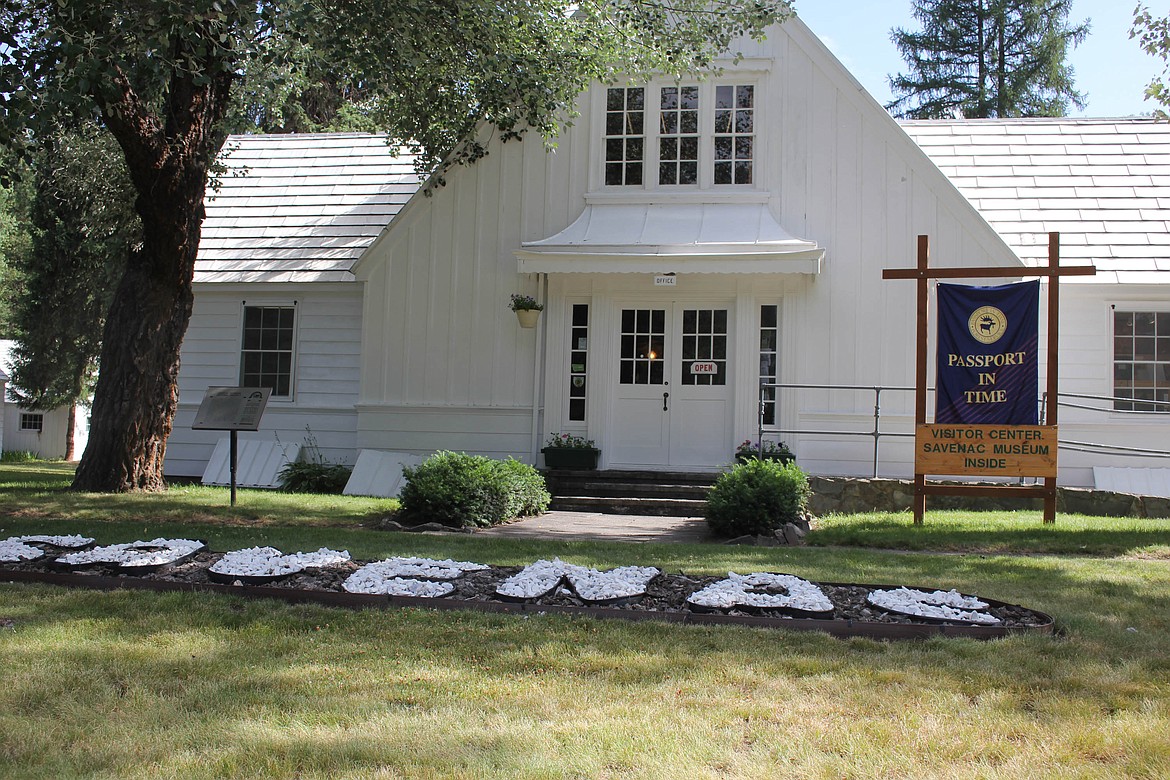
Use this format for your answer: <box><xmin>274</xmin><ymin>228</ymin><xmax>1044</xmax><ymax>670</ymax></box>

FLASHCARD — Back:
<box><xmin>936</xmin><ymin>281</ymin><xmax>1039</xmax><ymax>424</ymax></box>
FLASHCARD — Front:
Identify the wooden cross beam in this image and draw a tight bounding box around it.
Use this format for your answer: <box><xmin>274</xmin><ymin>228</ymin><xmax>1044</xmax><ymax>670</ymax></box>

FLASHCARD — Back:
<box><xmin>882</xmin><ymin>233</ymin><xmax>1096</xmax><ymax>524</ymax></box>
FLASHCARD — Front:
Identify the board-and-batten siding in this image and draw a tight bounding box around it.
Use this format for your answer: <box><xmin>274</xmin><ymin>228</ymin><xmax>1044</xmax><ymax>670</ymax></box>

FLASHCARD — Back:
<box><xmin>164</xmin><ymin>284</ymin><xmax>362</xmax><ymax>478</ymax></box>
<box><xmin>765</xmin><ymin>23</ymin><xmax>1020</xmax><ymax>478</ymax></box>
<box><xmin>354</xmin><ymin>107</ymin><xmax>590</xmax><ymax>459</ymax></box>
<box><xmin>1053</xmin><ymin>285</ymin><xmax>1169</xmax><ymax>486</ymax></box>
<box><xmin>354</xmin><ymin>18</ymin><xmax>1023</xmax><ymax>474</ymax></box>
<box><xmin>1</xmin><ymin>405</ymin><xmax>80</xmax><ymax>460</ymax></box>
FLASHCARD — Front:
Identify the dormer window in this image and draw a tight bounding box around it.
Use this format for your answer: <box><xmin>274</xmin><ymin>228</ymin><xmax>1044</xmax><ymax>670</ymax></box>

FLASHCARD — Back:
<box><xmin>659</xmin><ymin>86</ymin><xmax>700</xmax><ymax>185</ymax></box>
<box><xmin>604</xmin><ymin>87</ymin><xmax>645</xmax><ymax>186</ymax></box>
<box><xmin>713</xmin><ymin>85</ymin><xmax>754</xmax><ymax>185</ymax></box>
<box><xmin>601</xmin><ymin>81</ymin><xmax>759</xmax><ymax>190</ymax></box>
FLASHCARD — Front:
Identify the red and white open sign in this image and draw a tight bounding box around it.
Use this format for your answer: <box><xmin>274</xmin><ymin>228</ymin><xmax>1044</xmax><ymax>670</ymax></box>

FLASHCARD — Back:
<box><xmin>690</xmin><ymin>362</ymin><xmax>718</xmax><ymax>375</ymax></box>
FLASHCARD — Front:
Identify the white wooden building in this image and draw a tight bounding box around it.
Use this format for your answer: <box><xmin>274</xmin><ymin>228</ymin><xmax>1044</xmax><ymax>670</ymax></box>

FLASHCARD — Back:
<box><xmin>162</xmin><ymin>16</ymin><xmax>1170</xmax><ymax>489</ymax></box>
<box><xmin>0</xmin><ymin>341</ymin><xmax>89</xmax><ymax>460</ymax></box>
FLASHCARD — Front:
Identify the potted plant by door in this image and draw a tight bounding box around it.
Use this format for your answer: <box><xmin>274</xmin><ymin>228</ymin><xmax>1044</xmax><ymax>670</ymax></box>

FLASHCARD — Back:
<box><xmin>735</xmin><ymin>438</ymin><xmax>795</xmax><ymax>465</ymax></box>
<box><xmin>510</xmin><ymin>293</ymin><xmax>544</xmax><ymax>328</ymax></box>
<box><xmin>541</xmin><ymin>432</ymin><xmax>600</xmax><ymax>470</ymax></box>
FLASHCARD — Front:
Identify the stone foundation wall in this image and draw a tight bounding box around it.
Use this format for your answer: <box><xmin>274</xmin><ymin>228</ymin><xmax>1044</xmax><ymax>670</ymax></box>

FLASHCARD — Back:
<box><xmin>808</xmin><ymin>477</ymin><xmax>1170</xmax><ymax>519</ymax></box>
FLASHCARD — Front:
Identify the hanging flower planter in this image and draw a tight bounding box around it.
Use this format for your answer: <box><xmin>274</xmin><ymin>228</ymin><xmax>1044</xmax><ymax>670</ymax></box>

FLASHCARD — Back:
<box><xmin>509</xmin><ymin>293</ymin><xmax>544</xmax><ymax>329</ymax></box>
<box><xmin>515</xmin><ymin>308</ymin><xmax>541</xmax><ymax>328</ymax></box>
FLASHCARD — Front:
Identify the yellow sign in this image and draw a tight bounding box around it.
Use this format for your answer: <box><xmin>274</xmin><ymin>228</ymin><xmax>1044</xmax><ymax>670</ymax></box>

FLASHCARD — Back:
<box><xmin>916</xmin><ymin>424</ymin><xmax>1058</xmax><ymax>478</ymax></box>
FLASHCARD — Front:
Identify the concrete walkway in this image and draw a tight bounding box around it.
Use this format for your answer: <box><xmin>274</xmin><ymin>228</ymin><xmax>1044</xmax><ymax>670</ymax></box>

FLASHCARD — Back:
<box><xmin>477</xmin><ymin>510</ymin><xmax>712</xmax><ymax>544</ymax></box>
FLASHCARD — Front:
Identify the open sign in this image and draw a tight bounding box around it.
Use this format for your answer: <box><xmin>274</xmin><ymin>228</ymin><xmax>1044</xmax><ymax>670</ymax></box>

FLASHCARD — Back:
<box><xmin>690</xmin><ymin>362</ymin><xmax>718</xmax><ymax>375</ymax></box>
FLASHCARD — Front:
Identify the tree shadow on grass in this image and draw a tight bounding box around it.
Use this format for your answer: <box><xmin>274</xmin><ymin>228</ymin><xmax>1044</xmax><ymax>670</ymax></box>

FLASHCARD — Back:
<box><xmin>3</xmin><ymin>573</ymin><xmax>1168</xmax><ymax>777</ymax></box>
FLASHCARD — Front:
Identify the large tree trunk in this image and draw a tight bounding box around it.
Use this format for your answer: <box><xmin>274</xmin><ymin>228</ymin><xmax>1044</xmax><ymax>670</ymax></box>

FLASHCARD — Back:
<box><xmin>71</xmin><ymin>229</ymin><xmax>198</xmax><ymax>491</ymax></box>
<box><xmin>70</xmin><ymin>55</ymin><xmax>231</xmax><ymax>492</ymax></box>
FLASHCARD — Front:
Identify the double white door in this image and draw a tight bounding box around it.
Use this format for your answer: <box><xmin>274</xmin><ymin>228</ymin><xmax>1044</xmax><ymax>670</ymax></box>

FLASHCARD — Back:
<box><xmin>609</xmin><ymin>304</ymin><xmax>732</xmax><ymax>468</ymax></box>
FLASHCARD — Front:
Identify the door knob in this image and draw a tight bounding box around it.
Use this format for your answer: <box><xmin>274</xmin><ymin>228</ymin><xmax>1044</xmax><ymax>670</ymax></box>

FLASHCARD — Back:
<box><xmin>663</xmin><ymin>392</ymin><xmax>670</xmax><ymax>411</ymax></box>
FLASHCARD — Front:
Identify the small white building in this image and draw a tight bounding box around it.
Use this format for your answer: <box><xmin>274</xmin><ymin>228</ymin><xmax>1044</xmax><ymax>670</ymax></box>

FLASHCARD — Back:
<box><xmin>162</xmin><ymin>16</ymin><xmax>1170</xmax><ymax>489</ymax></box>
<box><xmin>0</xmin><ymin>340</ymin><xmax>89</xmax><ymax>460</ymax></box>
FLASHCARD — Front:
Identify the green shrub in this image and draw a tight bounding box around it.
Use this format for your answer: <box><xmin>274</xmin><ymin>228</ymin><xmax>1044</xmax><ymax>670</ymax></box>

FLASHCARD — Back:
<box><xmin>705</xmin><ymin>458</ymin><xmax>811</xmax><ymax>538</ymax></box>
<box><xmin>0</xmin><ymin>450</ymin><xmax>40</xmax><ymax>463</ymax></box>
<box><xmin>277</xmin><ymin>461</ymin><xmax>353</xmax><ymax>494</ymax></box>
<box><xmin>399</xmin><ymin>451</ymin><xmax>550</xmax><ymax>528</ymax></box>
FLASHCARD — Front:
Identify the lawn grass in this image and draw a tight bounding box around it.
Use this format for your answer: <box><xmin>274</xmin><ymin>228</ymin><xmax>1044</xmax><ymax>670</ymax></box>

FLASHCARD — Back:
<box><xmin>810</xmin><ymin>509</ymin><xmax>1170</xmax><ymax>558</ymax></box>
<box><xmin>0</xmin><ymin>461</ymin><xmax>396</xmax><ymax>528</ymax></box>
<box><xmin>2</xmin><ymin>461</ymin><xmax>1170</xmax><ymax>778</ymax></box>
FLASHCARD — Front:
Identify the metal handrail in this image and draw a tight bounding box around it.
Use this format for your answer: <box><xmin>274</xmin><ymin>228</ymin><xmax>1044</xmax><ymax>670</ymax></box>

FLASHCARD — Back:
<box><xmin>757</xmin><ymin>382</ymin><xmax>918</xmax><ymax>478</ymax></box>
<box><xmin>757</xmin><ymin>382</ymin><xmax>1170</xmax><ymax>478</ymax></box>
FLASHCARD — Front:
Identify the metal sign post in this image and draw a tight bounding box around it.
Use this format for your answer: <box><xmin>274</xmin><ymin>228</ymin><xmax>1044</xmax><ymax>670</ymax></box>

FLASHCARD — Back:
<box><xmin>191</xmin><ymin>387</ymin><xmax>272</xmax><ymax>506</ymax></box>
<box><xmin>883</xmin><ymin>233</ymin><xmax>1095</xmax><ymax>524</ymax></box>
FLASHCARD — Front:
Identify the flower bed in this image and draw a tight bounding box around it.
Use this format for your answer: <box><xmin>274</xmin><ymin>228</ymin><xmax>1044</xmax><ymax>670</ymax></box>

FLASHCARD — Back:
<box><xmin>0</xmin><ymin>532</ymin><xmax>1055</xmax><ymax>640</ymax></box>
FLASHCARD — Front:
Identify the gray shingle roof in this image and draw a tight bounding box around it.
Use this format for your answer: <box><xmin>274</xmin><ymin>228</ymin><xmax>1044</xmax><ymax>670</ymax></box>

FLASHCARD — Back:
<box><xmin>902</xmin><ymin>117</ymin><xmax>1170</xmax><ymax>284</ymax></box>
<box><xmin>196</xmin><ymin>133</ymin><xmax>422</xmax><ymax>283</ymax></box>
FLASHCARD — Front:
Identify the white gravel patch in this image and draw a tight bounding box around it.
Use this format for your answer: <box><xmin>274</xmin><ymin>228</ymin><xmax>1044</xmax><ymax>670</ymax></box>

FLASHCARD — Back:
<box><xmin>16</xmin><ymin>535</ymin><xmax>94</xmax><ymax>548</ymax></box>
<box><xmin>867</xmin><ymin>587</ymin><xmax>1000</xmax><ymax>625</ymax></box>
<box><xmin>687</xmin><ymin>572</ymin><xmax>834</xmax><ymax>613</ymax></box>
<box><xmin>565</xmin><ymin>564</ymin><xmax>660</xmax><ymax>602</ymax></box>
<box><xmin>496</xmin><ymin>559</ymin><xmax>661</xmax><ymax>602</ymax></box>
<box><xmin>1</xmin><ymin>538</ymin><xmax>44</xmax><ymax>562</ymax></box>
<box><xmin>342</xmin><ymin>556</ymin><xmax>487</xmax><ymax>596</ymax></box>
<box><xmin>210</xmin><ymin>546</ymin><xmax>350</xmax><ymax>578</ymax></box>
<box><xmin>496</xmin><ymin>558</ymin><xmax>566</xmax><ymax>600</ymax></box>
<box><xmin>56</xmin><ymin>538</ymin><xmax>205</xmax><ymax>568</ymax></box>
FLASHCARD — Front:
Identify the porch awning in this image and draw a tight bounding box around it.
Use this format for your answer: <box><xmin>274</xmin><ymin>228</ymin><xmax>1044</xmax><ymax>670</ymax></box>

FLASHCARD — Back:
<box><xmin>515</xmin><ymin>203</ymin><xmax>824</xmax><ymax>274</ymax></box>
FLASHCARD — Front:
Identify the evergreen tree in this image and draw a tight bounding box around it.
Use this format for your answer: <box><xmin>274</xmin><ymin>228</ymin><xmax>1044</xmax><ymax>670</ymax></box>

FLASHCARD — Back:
<box><xmin>887</xmin><ymin>0</ymin><xmax>1089</xmax><ymax>119</ymax></box>
<box><xmin>5</xmin><ymin>125</ymin><xmax>137</xmax><ymax>459</ymax></box>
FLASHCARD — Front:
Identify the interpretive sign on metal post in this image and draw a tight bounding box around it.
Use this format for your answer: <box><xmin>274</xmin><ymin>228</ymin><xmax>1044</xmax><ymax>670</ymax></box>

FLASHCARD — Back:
<box><xmin>192</xmin><ymin>387</ymin><xmax>272</xmax><ymax>506</ymax></box>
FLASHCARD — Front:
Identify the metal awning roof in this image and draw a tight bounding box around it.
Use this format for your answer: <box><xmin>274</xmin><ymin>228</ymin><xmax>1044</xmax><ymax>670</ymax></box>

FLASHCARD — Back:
<box><xmin>516</xmin><ymin>202</ymin><xmax>824</xmax><ymax>274</ymax></box>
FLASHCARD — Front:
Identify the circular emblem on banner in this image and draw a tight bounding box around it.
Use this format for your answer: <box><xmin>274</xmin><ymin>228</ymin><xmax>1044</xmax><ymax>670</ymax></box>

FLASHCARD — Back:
<box><xmin>968</xmin><ymin>306</ymin><xmax>1008</xmax><ymax>344</ymax></box>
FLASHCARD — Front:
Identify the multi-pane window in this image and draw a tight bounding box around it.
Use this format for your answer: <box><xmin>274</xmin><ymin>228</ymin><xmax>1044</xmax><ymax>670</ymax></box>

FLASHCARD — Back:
<box><xmin>1114</xmin><ymin>310</ymin><xmax>1170</xmax><ymax>411</ymax></box>
<box><xmin>568</xmin><ymin>304</ymin><xmax>589</xmax><ymax>422</ymax></box>
<box><xmin>605</xmin><ymin>87</ymin><xmax>645</xmax><ymax>186</ymax></box>
<box><xmin>241</xmin><ymin>305</ymin><xmax>295</xmax><ymax>397</ymax></box>
<box><xmin>619</xmin><ymin>309</ymin><xmax>665</xmax><ymax>385</ymax></box>
<box><xmin>713</xmin><ymin>85</ymin><xmax>754</xmax><ymax>185</ymax></box>
<box><xmin>759</xmin><ymin>305</ymin><xmax>779</xmax><ymax>424</ymax></box>
<box><xmin>658</xmin><ymin>86</ymin><xmax>699</xmax><ymax>185</ymax></box>
<box><xmin>19</xmin><ymin>413</ymin><xmax>43</xmax><ymax>432</ymax></box>
<box><xmin>681</xmin><ymin>309</ymin><xmax>727</xmax><ymax>386</ymax></box>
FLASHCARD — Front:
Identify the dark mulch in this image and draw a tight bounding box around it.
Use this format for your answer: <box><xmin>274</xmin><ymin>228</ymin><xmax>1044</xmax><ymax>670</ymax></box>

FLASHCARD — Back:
<box><xmin>1</xmin><ymin>548</ymin><xmax>1049</xmax><ymax>629</ymax></box>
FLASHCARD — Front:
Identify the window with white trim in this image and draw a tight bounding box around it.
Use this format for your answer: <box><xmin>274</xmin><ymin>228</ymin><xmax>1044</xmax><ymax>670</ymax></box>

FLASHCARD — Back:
<box><xmin>241</xmin><ymin>305</ymin><xmax>296</xmax><ymax>398</ymax></box>
<box><xmin>19</xmin><ymin>413</ymin><xmax>43</xmax><ymax>432</ymax></box>
<box><xmin>713</xmin><ymin>85</ymin><xmax>754</xmax><ymax>185</ymax></box>
<box><xmin>568</xmin><ymin>304</ymin><xmax>589</xmax><ymax>422</ymax></box>
<box><xmin>601</xmin><ymin>80</ymin><xmax>759</xmax><ymax>190</ymax></box>
<box><xmin>658</xmin><ymin>86</ymin><xmax>699</xmax><ymax>185</ymax></box>
<box><xmin>1114</xmin><ymin>310</ymin><xmax>1170</xmax><ymax>411</ymax></box>
<box><xmin>604</xmin><ymin>87</ymin><xmax>645</xmax><ymax>186</ymax></box>
<box><xmin>759</xmin><ymin>305</ymin><xmax>779</xmax><ymax>425</ymax></box>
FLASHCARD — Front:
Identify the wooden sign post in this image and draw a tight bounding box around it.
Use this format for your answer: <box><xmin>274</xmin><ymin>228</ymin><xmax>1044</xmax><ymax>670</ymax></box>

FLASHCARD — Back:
<box><xmin>883</xmin><ymin>233</ymin><xmax>1094</xmax><ymax>524</ymax></box>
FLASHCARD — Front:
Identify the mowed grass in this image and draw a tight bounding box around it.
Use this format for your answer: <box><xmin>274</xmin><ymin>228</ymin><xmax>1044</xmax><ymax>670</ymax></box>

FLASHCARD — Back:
<box><xmin>0</xmin><ymin>461</ymin><xmax>396</xmax><ymax>528</ymax></box>
<box><xmin>1</xmin><ymin>462</ymin><xmax>1169</xmax><ymax>778</ymax></box>
<box><xmin>810</xmin><ymin>509</ymin><xmax>1170</xmax><ymax>558</ymax></box>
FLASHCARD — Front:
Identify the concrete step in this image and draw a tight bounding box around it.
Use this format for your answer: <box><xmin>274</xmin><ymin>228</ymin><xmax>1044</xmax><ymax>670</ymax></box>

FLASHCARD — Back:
<box><xmin>550</xmin><ymin>481</ymin><xmax>712</xmax><ymax>500</ymax></box>
<box><xmin>543</xmin><ymin>469</ymin><xmax>719</xmax><ymax>487</ymax></box>
<box><xmin>549</xmin><ymin>495</ymin><xmax>707</xmax><ymax>517</ymax></box>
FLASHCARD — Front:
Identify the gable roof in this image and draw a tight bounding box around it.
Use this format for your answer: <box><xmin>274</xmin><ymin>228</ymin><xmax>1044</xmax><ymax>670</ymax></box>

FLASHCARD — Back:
<box><xmin>902</xmin><ymin>118</ymin><xmax>1170</xmax><ymax>284</ymax></box>
<box><xmin>195</xmin><ymin>133</ymin><xmax>422</xmax><ymax>284</ymax></box>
